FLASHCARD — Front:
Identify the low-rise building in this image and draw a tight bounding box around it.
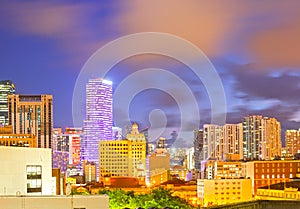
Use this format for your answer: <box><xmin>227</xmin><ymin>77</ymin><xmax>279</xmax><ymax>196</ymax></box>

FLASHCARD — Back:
<box><xmin>256</xmin><ymin>181</ymin><xmax>300</xmax><ymax>200</ymax></box>
<box><xmin>197</xmin><ymin>178</ymin><xmax>252</xmax><ymax>206</ymax></box>
<box><xmin>245</xmin><ymin>160</ymin><xmax>300</xmax><ymax>195</ymax></box>
<box><xmin>0</xmin><ymin>146</ymin><xmax>54</xmax><ymax>195</ymax></box>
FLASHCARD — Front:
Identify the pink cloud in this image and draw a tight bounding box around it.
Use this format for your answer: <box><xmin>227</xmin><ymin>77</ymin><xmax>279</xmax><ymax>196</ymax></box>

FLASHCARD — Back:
<box><xmin>114</xmin><ymin>0</ymin><xmax>300</xmax><ymax>70</ymax></box>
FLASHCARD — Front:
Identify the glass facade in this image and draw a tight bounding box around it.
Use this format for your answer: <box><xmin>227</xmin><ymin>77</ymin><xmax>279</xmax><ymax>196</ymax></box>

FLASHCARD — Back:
<box><xmin>0</xmin><ymin>80</ymin><xmax>15</xmax><ymax>126</ymax></box>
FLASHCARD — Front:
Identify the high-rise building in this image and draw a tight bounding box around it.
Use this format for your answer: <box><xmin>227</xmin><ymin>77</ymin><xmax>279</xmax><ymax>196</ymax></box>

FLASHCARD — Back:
<box><xmin>243</xmin><ymin>115</ymin><xmax>281</xmax><ymax>160</ymax></box>
<box><xmin>242</xmin><ymin>115</ymin><xmax>263</xmax><ymax>160</ymax></box>
<box><xmin>262</xmin><ymin>117</ymin><xmax>281</xmax><ymax>160</ymax></box>
<box><xmin>82</xmin><ymin>78</ymin><xmax>113</xmax><ymax>178</ymax></box>
<box><xmin>52</xmin><ymin>127</ymin><xmax>83</xmax><ymax>166</ymax></box>
<box><xmin>203</xmin><ymin>124</ymin><xmax>223</xmax><ymax>160</ymax></box>
<box><xmin>285</xmin><ymin>129</ymin><xmax>300</xmax><ymax>156</ymax></box>
<box><xmin>0</xmin><ymin>80</ymin><xmax>15</xmax><ymax>126</ymax></box>
<box><xmin>98</xmin><ymin>123</ymin><xmax>146</xmax><ymax>180</ymax></box>
<box><xmin>194</xmin><ymin>129</ymin><xmax>204</xmax><ymax>170</ymax></box>
<box><xmin>223</xmin><ymin>124</ymin><xmax>243</xmax><ymax>159</ymax></box>
<box><xmin>8</xmin><ymin>94</ymin><xmax>53</xmax><ymax>148</ymax></box>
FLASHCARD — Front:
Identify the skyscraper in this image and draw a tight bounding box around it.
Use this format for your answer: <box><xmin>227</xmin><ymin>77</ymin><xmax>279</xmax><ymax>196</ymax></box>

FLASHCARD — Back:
<box><xmin>0</xmin><ymin>80</ymin><xmax>15</xmax><ymax>126</ymax></box>
<box><xmin>203</xmin><ymin>124</ymin><xmax>223</xmax><ymax>160</ymax></box>
<box><xmin>194</xmin><ymin>129</ymin><xmax>203</xmax><ymax>170</ymax></box>
<box><xmin>81</xmin><ymin>78</ymin><xmax>113</xmax><ymax>177</ymax></box>
<box><xmin>285</xmin><ymin>129</ymin><xmax>300</xmax><ymax>156</ymax></box>
<box><xmin>242</xmin><ymin>115</ymin><xmax>281</xmax><ymax>160</ymax></box>
<box><xmin>8</xmin><ymin>94</ymin><xmax>53</xmax><ymax>148</ymax></box>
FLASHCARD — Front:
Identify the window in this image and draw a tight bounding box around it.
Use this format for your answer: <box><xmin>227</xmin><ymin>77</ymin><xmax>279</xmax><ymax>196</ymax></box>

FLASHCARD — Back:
<box><xmin>27</xmin><ymin>165</ymin><xmax>42</xmax><ymax>193</ymax></box>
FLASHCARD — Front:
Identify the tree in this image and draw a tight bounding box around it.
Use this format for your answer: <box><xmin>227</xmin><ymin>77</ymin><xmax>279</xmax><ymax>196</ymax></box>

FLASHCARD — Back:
<box><xmin>99</xmin><ymin>187</ymin><xmax>196</xmax><ymax>209</ymax></box>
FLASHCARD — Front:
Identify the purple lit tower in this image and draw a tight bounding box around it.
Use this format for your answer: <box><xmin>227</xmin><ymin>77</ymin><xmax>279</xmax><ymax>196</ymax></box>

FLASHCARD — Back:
<box><xmin>81</xmin><ymin>78</ymin><xmax>113</xmax><ymax>178</ymax></box>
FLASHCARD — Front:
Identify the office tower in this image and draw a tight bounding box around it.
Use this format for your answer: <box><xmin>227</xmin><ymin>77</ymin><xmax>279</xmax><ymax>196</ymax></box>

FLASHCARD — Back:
<box><xmin>243</xmin><ymin>115</ymin><xmax>281</xmax><ymax>160</ymax></box>
<box><xmin>203</xmin><ymin>124</ymin><xmax>223</xmax><ymax>160</ymax></box>
<box><xmin>8</xmin><ymin>94</ymin><xmax>53</xmax><ymax>148</ymax></box>
<box><xmin>194</xmin><ymin>129</ymin><xmax>204</xmax><ymax>170</ymax></box>
<box><xmin>98</xmin><ymin>123</ymin><xmax>146</xmax><ymax>179</ymax></box>
<box><xmin>0</xmin><ymin>80</ymin><xmax>15</xmax><ymax>126</ymax></box>
<box><xmin>223</xmin><ymin>123</ymin><xmax>243</xmax><ymax>160</ymax></box>
<box><xmin>285</xmin><ymin>129</ymin><xmax>300</xmax><ymax>156</ymax></box>
<box><xmin>82</xmin><ymin>78</ymin><xmax>113</xmax><ymax>178</ymax></box>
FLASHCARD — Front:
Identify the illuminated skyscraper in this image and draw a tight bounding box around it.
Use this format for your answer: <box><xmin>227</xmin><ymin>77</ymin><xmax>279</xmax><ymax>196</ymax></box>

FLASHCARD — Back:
<box><xmin>8</xmin><ymin>94</ymin><xmax>53</xmax><ymax>148</ymax></box>
<box><xmin>81</xmin><ymin>78</ymin><xmax>113</xmax><ymax>177</ymax></box>
<box><xmin>203</xmin><ymin>124</ymin><xmax>223</xmax><ymax>160</ymax></box>
<box><xmin>243</xmin><ymin>115</ymin><xmax>281</xmax><ymax>160</ymax></box>
<box><xmin>285</xmin><ymin>129</ymin><xmax>300</xmax><ymax>156</ymax></box>
<box><xmin>0</xmin><ymin>80</ymin><xmax>15</xmax><ymax>126</ymax></box>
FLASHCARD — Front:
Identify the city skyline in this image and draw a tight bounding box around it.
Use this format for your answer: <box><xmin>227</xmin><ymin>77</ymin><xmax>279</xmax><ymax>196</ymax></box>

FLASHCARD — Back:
<box><xmin>0</xmin><ymin>1</ymin><xmax>300</xmax><ymax>143</ymax></box>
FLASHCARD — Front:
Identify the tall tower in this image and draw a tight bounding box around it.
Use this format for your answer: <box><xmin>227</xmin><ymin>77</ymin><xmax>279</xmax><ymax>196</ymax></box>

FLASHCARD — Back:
<box><xmin>0</xmin><ymin>80</ymin><xmax>15</xmax><ymax>126</ymax></box>
<box><xmin>285</xmin><ymin>129</ymin><xmax>300</xmax><ymax>156</ymax></box>
<box><xmin>8</xmin><ymin>94</ymin><xmax>53</xmax><ymax>148</ymax></box>
<box><xmin>81</xmin><ymin>78</ymin><xmax>113</xmax><ymax>177</ymax></box>
<box><xmin>194</xmin><ymin>129</ymin><xmax>203</xmax><ymax>170</ymax></box>
<box><xmin>242</xmin><ymin>115</ymin><xmax>263</xmax><ymax>160</ymax></box>
<box><xmin>223</xmin><ymin>123</ymin><xmax>243</xmax><ymax>159</ymax></box>
<box><xmin>203</xmin><ymin>124</ymin><xmax>223</xmax><ymax>160</ymax></box>
<box><xmin>243</xmin><ymin>115</ymin><xmax>281</xmax><ymax>160</ymax></box>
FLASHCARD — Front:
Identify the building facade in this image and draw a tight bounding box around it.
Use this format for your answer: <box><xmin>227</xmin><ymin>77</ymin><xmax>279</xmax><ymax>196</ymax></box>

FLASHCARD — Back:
<box><xmin>0</xmin><ymin>80</ymin><xmax>15</xmax><ymax>126</ymax></box>
<box><xmin>243</xmin><ymin>115</ymin><xmax>281</xmax><ymax>160</ymax></box>
<box><xmin>223</xmin><ymin>123</ymin><xmax>243</xmax><ymax>159</ymax></box>
<box><xmin>82</xmin><ymin>78</ymin><xmax>113</xmax><ymax>178</ymax></box>
<box><xmin>98</xmin><ymin>124</ymin><xmax>146</xmax><ymax>180</ymax></box>
<box><xmin>8</xmin><ymin>94</ymin><xmax>53</xmax><ymax>148</ymax></box>
<box><xmin>194</xmin><ymin>129</ymin><xmax>204</xmax><ymax>170</ymax></box>
<box><xmin>197</xmin><ymin>178</ymin><xmax>252</xmax><ymax>207</ymax></box>
<box><xmin>0</xmin><ymin>146</ymin><xmax>54</xmax><ymax>195</ymax></box>
<box><xmin>245</xmin><ymin>160</ymin><xmax>300</xmax><ymax>195</ymax></box>
<box><xmin>203</xmin><ymin>124</ymin><xmax>223</xmax><ymax>160</ymax></box>
<box><xmin>285</xmin><ymin>129</ymin><xmax>300</xmax><ymax>156</ymax></box>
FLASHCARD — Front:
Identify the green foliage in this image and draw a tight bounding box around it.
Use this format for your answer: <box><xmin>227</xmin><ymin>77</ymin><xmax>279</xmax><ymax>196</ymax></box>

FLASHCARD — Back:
<box><xmin>98</xmin><ymin>187</ymin><xmax>196</xmax><ymax>209</ymax></box>
<box><xmin>71</xmin><ymin>188</ymin><xmax>90</xmax><ymax>195</ymax></box>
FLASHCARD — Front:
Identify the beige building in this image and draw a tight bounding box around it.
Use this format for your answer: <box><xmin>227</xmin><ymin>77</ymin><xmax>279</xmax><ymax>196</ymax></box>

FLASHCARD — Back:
<box><xmin>99</xmin><ymin>124</ymin><xmax>146</xmax><ymax>180</ymax></box>
<box><xmin>285</xmin><ymin>129</ymin><xmax>300</xmax><ymax>156</ymax></box>
<box><xmin>0</xmin><ymin>195</ymin><xmax>108</xmax><ymax>209</ymax></box>
<box><xmin>83</xmin><ymin>160</ymin><xmax>97</xmax><ymax>183</ymax></box>
<box><xmin>146</xmin><ymin>152</ymin><xmax>170</xmax><ymax>187</ymax></box>
<box><xmin>197</xmin><ymin>178</ymin><xmax>252</xmax><ymax>206</ymax></box>
<box><xmin>223</xmin><ymin>123</ymin><xmax>243</xmax><ymax>159</ymax></box>
<box><xmin>0</xmin><ymin>146</ymin><xmax>54</xmax><ymax>195</ymax></box>
<box><xmin>8</xmin><ymin>94</ymin><xmax>53</xmax><ymax>148</ymax></box>
<box><xmin>203</xmin><ymin>124</ymin><xmax>243</xmax><ymax>161</ymax></box>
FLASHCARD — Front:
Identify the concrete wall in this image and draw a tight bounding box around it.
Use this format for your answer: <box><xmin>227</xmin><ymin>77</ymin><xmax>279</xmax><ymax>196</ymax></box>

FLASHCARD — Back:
<box><xmin>0</xmin><ymin>195</ymin><xmax>109</xmax><ymax>209</ymax></box>
<box><xmin>202</xmin><ymin>200</ymin><xmax>300</xmax><ymax>209</ymax></box>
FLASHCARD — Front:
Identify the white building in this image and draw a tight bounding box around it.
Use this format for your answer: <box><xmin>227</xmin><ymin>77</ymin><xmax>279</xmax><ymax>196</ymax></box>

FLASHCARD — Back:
<box><xmin>0</xmin><ymin>146</ymin><xmax>54</xmax><ymax>195</ymax></box>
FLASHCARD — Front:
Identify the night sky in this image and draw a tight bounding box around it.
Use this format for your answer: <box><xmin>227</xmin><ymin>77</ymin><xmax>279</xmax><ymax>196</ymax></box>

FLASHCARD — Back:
<box><xmin>1</xmin><ymin>1</ymin><xmax>300</xmax><ymax>144</ymax></box>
